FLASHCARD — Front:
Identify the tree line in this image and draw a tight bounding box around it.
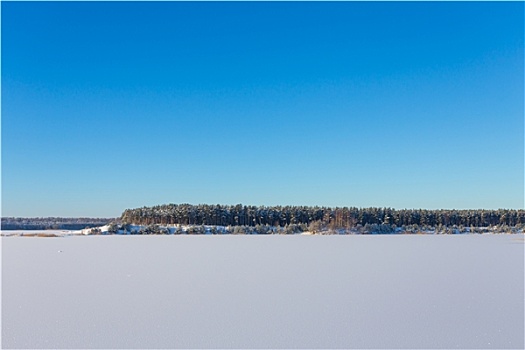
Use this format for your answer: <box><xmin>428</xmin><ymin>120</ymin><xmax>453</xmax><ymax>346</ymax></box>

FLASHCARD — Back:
<box><xmin>1</xmin><ymin>217</ymin><xmax>114</xmax><ymax>230</ymax></box>
<box><xmin>121</xmin><ymin>204</ymin><xmax>525</xmax><ymax>229</ymax></box>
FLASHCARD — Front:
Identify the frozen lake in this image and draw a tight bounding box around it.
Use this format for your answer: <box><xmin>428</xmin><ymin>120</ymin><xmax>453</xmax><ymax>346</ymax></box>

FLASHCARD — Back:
<box><xmin>2</xmin><ymin>234</ymin><xmax>524</xmax><ymax>349</ymax></box>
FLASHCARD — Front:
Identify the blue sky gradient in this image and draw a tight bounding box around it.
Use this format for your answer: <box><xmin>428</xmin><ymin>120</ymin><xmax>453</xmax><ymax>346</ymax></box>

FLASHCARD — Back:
<box><xmin>2</xmin><ymin>2</ymin><xmax>523</xmax><ymax>217</ymax></box>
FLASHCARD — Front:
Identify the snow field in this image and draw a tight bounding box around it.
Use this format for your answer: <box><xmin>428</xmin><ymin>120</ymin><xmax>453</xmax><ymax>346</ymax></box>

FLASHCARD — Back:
<box><xmin>2</xmin><ymin>234</ymin><xmax>524</xmax><ymax>349</ymax></box>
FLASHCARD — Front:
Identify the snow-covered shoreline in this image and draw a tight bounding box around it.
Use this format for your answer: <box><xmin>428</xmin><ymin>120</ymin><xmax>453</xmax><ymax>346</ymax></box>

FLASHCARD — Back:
<box><xmin>0</xmin><ymin>229</ymin><xmax>83</xmax><ymax>237</ymax></box>
<box><xmin>82</xmin><ymin>223</ymin><xmax>523</xmax><ymax>236</ymax></box>
<box><xmin>2</xmin><ymin>223</ymin><xmax>523</xmax><ymax>237</ymax></box>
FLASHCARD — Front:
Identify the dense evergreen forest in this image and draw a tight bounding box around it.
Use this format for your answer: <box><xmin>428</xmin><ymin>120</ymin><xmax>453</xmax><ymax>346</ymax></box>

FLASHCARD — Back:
<box><xmin>121</xmin><ymin>204</ymin><xmax>525</xmax><ymax>233</ymax></box>
<box><xmin>4</xmin><ymin>206</ymin><xmax>523</xmax><ymax>234</ymax></box>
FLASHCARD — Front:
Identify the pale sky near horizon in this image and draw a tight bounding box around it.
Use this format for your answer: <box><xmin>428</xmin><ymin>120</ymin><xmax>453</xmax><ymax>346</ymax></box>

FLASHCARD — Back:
<box><xmin>2</xmin><ymin>1</ymin><xmax>523</xmax><ymax>217</ymax></box>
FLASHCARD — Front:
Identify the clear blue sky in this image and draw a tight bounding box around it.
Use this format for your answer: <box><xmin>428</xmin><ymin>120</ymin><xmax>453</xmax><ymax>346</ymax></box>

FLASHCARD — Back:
<box><xmin>2</xmin><ymin>2</ymin><xmax>523</xmax><ymax>217</ymax></box>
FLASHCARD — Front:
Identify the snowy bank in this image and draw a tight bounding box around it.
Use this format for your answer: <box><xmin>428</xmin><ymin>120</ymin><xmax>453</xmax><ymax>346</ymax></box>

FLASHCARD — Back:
<box><xmin>79</xmin><ymin>222</ymin><xmax>524</xmax><ymax>235</ymax></box>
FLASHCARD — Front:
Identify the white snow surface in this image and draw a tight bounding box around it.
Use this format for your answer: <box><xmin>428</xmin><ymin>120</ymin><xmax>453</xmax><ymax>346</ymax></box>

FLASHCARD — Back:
<box><xmin>2</xmin><ymin>234</ymin><xmax>524</xmax><ymax>349</ymax></box>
